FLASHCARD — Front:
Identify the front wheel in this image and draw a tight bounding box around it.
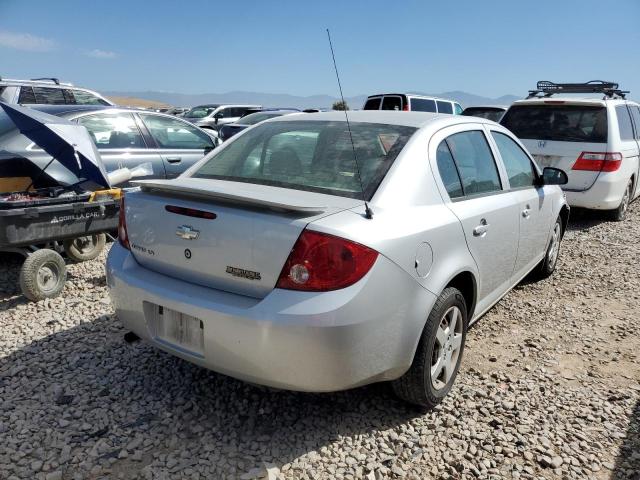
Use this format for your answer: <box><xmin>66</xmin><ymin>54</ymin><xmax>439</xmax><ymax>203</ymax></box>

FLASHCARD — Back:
<box><xmin>531</xmin><ymin>217</ymin><xmax>563</xmax><ymax>280</ymax></box>
<box><xmin>392</xmin><ymin>287</ymin><xmax>468</xmax><ymax>408</ymax></box>
<box><xmin>609</xmin><ymin>179</ymin><xmax>632</xmax><ymax>222</ymax></box>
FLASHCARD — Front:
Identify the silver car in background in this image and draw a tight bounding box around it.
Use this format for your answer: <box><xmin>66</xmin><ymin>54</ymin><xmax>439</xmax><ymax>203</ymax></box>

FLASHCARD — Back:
<box><xmin>183</xmin><ymin>104</ymin><xmax>261</xmax><ymax>131</ymax></box>
<box><xmin>107</xmin><ymin>111</ymin><xmax>569</xmax><ymax>407</ymax></box>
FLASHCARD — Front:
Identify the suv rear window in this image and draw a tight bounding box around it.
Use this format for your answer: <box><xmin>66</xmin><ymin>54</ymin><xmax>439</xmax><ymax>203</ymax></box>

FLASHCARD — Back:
<box><xmin>363</xmin><ymin>97</ymin><xmax>381</xmax><ymax>110</ymax></box>
<box><xmin>193</xmin><ymin>120</ymin><xmax>416</xmax><ymax>200</ymax></box>
<box><xmin>501</xmin><ymin>105</ymin><xmax>608</xmax><ymax>143</ymax></box>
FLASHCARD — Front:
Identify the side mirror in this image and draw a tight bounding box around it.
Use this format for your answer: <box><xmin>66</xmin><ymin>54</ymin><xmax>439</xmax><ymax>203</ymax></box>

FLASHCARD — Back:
<box><xmin>542</xmin><ymin>167</ymin><xmax>568</xmax><ymax>185</ymax></box>
<box><xmin>213</xmin><ymin>112</ymin><xmax>223</xmax><ymax>125</ymax></box>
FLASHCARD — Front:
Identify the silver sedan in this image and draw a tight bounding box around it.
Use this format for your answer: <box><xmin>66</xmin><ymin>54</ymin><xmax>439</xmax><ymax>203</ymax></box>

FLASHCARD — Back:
<box><xmin>106</xmin><ymin>111</ymin><xmax>569</xmax><ymax>407</ymax></box>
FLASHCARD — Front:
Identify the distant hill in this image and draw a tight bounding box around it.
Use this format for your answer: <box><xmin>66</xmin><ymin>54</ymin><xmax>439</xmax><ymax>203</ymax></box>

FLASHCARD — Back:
<box><xmin>103</xmin><ymin>90</ymin><xmax>521</xmax><ymax>110</ymax></box>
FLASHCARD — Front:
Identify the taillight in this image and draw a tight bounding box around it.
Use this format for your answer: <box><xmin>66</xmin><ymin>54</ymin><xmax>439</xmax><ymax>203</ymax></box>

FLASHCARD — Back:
<box><xmin>572</xmin><ymin>152</ymin><xmax>622</xmax><ymax>172</ymax></box>
<box><xmin>276</xmin><ymin>230</ymin><xmax>378</xmax><ymax>291</ymax></box>
<box><xmin>403</xmin><ymin>103</ymin><xmax>409</xmax><ymax>111</ymax></box>
<box><xmin>118</xmin><ymin>195</ymin><xmax>130</xmax><ymax>250</ymax></box>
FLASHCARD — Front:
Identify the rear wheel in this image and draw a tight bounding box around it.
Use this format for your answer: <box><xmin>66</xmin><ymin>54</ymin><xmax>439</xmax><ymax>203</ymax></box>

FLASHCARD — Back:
<box><xmin>392</xmin><ymin>287</ymin><xmax>468</xmax><ymax>408</ymax></box>
<box><xmin>19</xmin><ymin>249</ymin><xmax>67</xmax><ymax>301</ymax></box>
<box><xmin>63</xmin><ymin>233</ymin><xmax>106</xmax><ymax>262</ymax></box>
<box><xmin>609</xmin><ymin>179</ymin><xmax>632</xmax><ymax>222</ymax></box>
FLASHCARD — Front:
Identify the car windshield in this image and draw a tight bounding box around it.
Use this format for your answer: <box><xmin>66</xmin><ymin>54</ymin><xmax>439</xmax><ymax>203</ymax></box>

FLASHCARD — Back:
<box><xmin>238</xmin><ymin>112</ymin><xmax>289</xmax><ymax>125</ymax></box>
<box><xmin>192</xmin><ymin>120</ymin><xmax>416</xmax><ymax>200</ymax></box>
<box><xmin>184</xmin><ymin>106</ymin><xmax>218</xmax><ymax>118</ymax></box>
<box><xmin>462</xmin><ymin>108</ymin><xmax>505</xmax><ymax>122</ymax></box>
<box><xmin>501</xmin><ymin>105</ymin><xmax>608</xmax><ymax>142</ymax></box>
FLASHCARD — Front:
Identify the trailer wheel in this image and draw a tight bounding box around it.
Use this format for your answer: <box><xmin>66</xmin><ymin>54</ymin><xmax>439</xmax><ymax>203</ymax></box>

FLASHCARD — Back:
<box><xmin>63</xmin><ymin>233</ymin><xmax>106</xmax><ymax>262</ymax></box>
<box><xmin>19</xmin><ymin>249</ymin><xmax>67</xmax><ymax>301</ymax></box>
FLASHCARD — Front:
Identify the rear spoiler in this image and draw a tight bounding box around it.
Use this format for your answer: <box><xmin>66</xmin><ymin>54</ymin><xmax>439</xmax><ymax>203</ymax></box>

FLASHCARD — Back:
<box><xmin>134</xmin><ymin>178</ymin><xmax>329</xmax><ymax>213</ymax></box>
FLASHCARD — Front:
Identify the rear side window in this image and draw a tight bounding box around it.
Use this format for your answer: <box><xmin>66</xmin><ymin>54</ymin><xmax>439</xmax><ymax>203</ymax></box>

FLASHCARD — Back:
<box><xmin>501</xmin><ymin>105</ymin><xmax>608</xmax><ymax>143</ymax></box>
<box><xmin>18</xmin><ymin>86</ymin><xmax>36</xmax><ymax>104</ymax></box>
<box><xmin>436</xmin><ymin>101</ymin><xmax>453</xmax><ymax>114</ymax></box>
<box><xmin>381</xmin><ymin>96</ymin><xmax>402</xmax><ymax>111</ymax></box>
<box><xmin>140</xmin><ymin>114</ymin><xmax>214</xmax><ymax>149</ymax></box>
<box><xmin>492</xmin><ymin>132</ymin><xmax>535</xmax><ymax>188</ymax></box>
<box><xmin>436</xmin><ymin>141</ymin><xmax>463</xmax><ymax>199</ymax></box>
<box><xmin>363</xmin><ymin>97</ymin><xmax>381</xmax><ymax>110</ymax></box>
<box><xmin>32</xmin><ymin>87</ymin><xmax>66</xmax><ymax>105</ymax></box>
<box><xmin>445</xmin><ymin>131</ymin><xmax>502</xmax><ymax>195</ymax></box>
<box><xmin>410</xmin><ymin>98</ymin><xmax>436</xmax><ymax>112</ymax></box>
<box><xmin>616</xmin><ymin>105</ymin><xmax>634</xmax><ymax>141</ymax></box>
<box><xmin>630</xmin><ymin>106</ymin><xmax>640</xmax><ymax>140</ymax></box>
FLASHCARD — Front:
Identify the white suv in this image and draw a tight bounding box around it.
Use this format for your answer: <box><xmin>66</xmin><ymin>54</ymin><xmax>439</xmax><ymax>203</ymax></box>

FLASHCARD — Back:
<box><xmin>0</xmin><ymin>77</ymin><xmax>113</xmax><ymax>106</ymax></box>
<box><xmin>501</xmin><ymin>81</ymin><xmax>640</xmax><ymax>220</ymax></box>
<box><xmin>363</xmin><ymin>93</ymin><xmax>463</xmax><ymax>115</ymax></box>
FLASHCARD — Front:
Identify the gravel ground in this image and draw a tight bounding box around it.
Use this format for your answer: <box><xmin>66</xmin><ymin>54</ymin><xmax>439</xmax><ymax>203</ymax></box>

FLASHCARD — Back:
<box><xmin>0</xmin><ymin>207</ymin><xmax>638</xmax><ymax>480</ymax></box>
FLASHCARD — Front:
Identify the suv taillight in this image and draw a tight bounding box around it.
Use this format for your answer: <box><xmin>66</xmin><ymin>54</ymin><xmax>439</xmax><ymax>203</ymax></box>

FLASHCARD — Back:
<box><xmin>403</xmin><ymin>103</ymin><xmax>410</xmax><ymax>111</ymax></box>
<box><xmin>118</xmin><ymin>195</ymin><xmax>130</xmax><ymax>250</ymax></box>
<box><xmin>276</xmin><ymin>230</ymin><xmax>378</xmax><ymax>291</ymax></box>
<box><xmin>572</xmin><ymin>152</ymin><xmax>622</xmax><ymax>172</ymax></box>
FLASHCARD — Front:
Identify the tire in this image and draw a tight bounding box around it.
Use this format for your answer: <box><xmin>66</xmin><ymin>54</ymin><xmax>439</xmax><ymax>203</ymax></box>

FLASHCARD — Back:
<box><xmin>392</xmin><ymin>287</ymin><xmax>468</xmax><ymax>408</ymax></box>
<box><xmin>19</xmin><ymin>249</ymin><xmax>67</xmax><ymax>301</ymax></box>
<box><xmin>531</xmin><ymin>216</ymin><xmax>563</xmax><ymax>280</ymax></box>
<box><xmin>63</xmin><ymin>233</ymin><xmax>106</xmax><ymax>263</ymax></box>
<box><xmin>609</xmin><ymin>179</ymin><xmax>632</xmax><ymax>222</ymax></box>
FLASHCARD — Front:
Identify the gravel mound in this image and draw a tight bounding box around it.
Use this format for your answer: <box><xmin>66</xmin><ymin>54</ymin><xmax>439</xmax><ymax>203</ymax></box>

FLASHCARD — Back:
<box><xmin>1</xmin><ymin>207</ymin><xmax>638</xmax><ymax>480</ymax></box>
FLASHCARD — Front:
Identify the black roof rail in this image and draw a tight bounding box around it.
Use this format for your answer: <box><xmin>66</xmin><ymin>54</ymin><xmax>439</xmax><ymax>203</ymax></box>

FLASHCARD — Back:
<box><xmin>31</xmin><ymin>77</ymin><xmax>61</xmax><ymax>85</ymax></box>
<box><xmin>527</xmin><ymin>80</ymin><xmax>628</xmax><ymax>99</ymax></box>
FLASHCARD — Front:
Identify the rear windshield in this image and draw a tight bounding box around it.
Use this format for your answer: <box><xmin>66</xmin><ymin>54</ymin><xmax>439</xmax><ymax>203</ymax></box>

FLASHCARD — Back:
<box><xmin>462</xmin><ymin>107</ymin><xmax>504</xmax><ymax>122</ymax></box>
<box><xmin>501</xmin><ymin>105</ymin><xmax>608</xmax><ymax>143</ymax></box>
<box><xmin>192</xmin><ymin>120</ymin><xmax>416</xmax><ymax>200</ymax></box>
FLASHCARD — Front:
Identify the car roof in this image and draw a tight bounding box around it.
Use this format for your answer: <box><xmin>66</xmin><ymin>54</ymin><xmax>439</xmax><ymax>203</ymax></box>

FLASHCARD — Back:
<box><xmin>266</xmin><ymin>110</ymin><xmax>488</xmax><ymax>128</ymax></box>
<box><xmin>511</xmin><ymin>97</ymin><xmax>637</xmax><ymax>107</ymax></box>
<box><xmin>27</xmin><ymin>104</ymin><xmax>159</xmax><ymax>116</ymax></box>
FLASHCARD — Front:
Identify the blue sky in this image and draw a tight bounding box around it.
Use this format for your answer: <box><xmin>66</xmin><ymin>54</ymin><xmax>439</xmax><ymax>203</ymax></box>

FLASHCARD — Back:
<box><xmin>1</xmin><ymin>0</ymin><xmax>639</xmax><ymax>98</ymax></box>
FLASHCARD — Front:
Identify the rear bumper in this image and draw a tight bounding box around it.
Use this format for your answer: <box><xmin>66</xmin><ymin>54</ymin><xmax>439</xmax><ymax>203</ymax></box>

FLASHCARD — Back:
<box><xmin>564</xmin><ymin>173</ymin><xmax>628</xmax><ymax>210</ymax></box>
<box><xmin>106</xmin><ymin>243</ymin><xmax>435</xmax><ymax>392</ymax></box>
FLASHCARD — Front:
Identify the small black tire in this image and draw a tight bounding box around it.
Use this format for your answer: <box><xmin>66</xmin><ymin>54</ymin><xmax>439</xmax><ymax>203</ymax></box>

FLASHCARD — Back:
<box><xmin>63</xmin><ymin>233</ymin><xmax>106</xmax><ymax>263</ymax></box>
<box><xmin>19</xmin><ymin>249</ymin><xmax>67</xmax><ymax>301</ymax></box>
<box><xmin>392</xmin><ymin>287</ymin><xmax>468</xmax><ymax>408</ymax></box>
<box><xmin>608</xmin><ymin>179</ymin><xmax>632</xmax><ymax>222</ymax></box>
<box><xmin>531</xmin><ymin>216</ymin><xmax>563</xmax><ymax>280</ymax></box>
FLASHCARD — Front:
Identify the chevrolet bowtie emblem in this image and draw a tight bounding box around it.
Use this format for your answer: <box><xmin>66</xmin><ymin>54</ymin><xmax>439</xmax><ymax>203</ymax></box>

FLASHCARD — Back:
<box><xmin>176</xmin><ymin>225</ymin><xmax>199</xmax><ymax>240</ymax></box>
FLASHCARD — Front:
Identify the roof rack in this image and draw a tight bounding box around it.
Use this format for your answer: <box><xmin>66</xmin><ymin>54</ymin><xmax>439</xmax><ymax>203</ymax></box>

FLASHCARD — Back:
<box><xmin>527</xmin><ymin>80</ymin><xmax>628</xmax><ymax>99</ymax></box>
<box><xmin>30</xmin><ymin>77</ymin><xmax>61</xmax><ymax>85</ymax></box>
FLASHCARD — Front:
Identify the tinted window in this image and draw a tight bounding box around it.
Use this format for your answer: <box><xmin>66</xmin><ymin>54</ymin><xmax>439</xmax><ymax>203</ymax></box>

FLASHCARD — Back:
<box><xmin>454</xmin><ymin>104</ymin><xmax>463</xmax><ymax>115</ymax></box>
<box><xmin>381</xmin><ymin>96</ymin><xmax>402</xmax><ymax>111</ymax></box>
<box><xmin>72</xmin><ymin>90</ymin><xmax>109</xmax><ymax>105</ymax></box>
<box><xmin>501</xmin><ymin>105</ymin><xmax>608</xmax><ymax>142</ymax></box>
<box><xmin>363</xmin><ymin>97</ymin><xmax>381</xmax><ymax>110</ymax></box>
<box><xmin>77</xmin><ymin>113</ymin><xmax>146</xmax><ymax>149</ymax></box>
<box><xmin>492</xmin><ymin>132</ymin><xmax>535</xmax><ymax>188</ymax></box>
<box><xmin>616</xmin><ymin>105</ymin><xmax>634</xmax><ymax>141</ymax></box>
<box><xmin>436</xmin><ymin>101</ymin><xmax>453</xmax><ymax>114</ymax></box>
<box><xmin>630</xmin><ymin>106</ymin><xmax>640</xmax><ymax>140</ymax></box>
<box><xmin>445</xmin><ymin>131</ymin><xmax>501</xmax><ymax>195</ymax></box>
<box><xmin>32</xmin><ymin>87</ymin><xmax>66</xmax><ymax>105</ymax></box>
<box><xmin>193</xmin><ymin>121</ymin><xmax>416</xmax><ymax>200</ymax></box>
<box><xmin>436</xmin><ymin>140</ymin><xmax>463</xmax><ymax>198</ymax></box>
<box><xmin>238</xmin><ymin>112</ymin><xmax>287</xmax><ymax>125</ymax></box>
<box><xmin>141</xmin><ymin>114</ymin><xmax>214</xmax><ymax>149</ymax></box>
<box><xmin>184</xmin><ymin>106</ymin><xmax>218</xmax><ymax>118</ymax></box>
<box><xmin>410</xmin><ymin>98</ymin><xmax>437</xmax><ymax>112</ymax></box>
<box><xmin>462</xmin><ymin>107</ymin><xmax>505</xmax><ymax>122</ymax></box>
<box><xmin>18</xmin><ymin>86</ymin><xmax>36</xmax><ymax>104</ymax></box>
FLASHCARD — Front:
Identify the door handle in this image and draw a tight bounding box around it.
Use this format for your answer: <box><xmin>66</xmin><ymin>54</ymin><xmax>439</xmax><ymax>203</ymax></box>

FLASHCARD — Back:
<box><xmin>473</xmin><ymin>218</ymin><xmax>489</xmax><ymax>237</ymax></box>
<box><xmin>166</xmin><ymin>156</ymin><xmax>182</xmax><ymax>163</ymax></box>
<box><xmin>522</xmin><ymin>204</ymin><xmax>531</xmax><ymax>218</ymax></box>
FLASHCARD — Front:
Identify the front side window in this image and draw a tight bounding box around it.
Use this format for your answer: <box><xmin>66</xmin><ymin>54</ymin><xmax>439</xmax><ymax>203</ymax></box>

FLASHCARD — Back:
<box><xmin>445</xmin><ymin>130</ymin><xmax>502</xmax><ymax>195</ymax></box>
<box><xmin>454</xmin><ymin>104</ymin><xmax>463</xmax><ymax>115</ymax></box>
<box><xmin>436</xmin><ymin>101</ymin><xmax>453</xmax><ymax>114</ymax></box>
<box><xmin>410</xmin><ymin>98</ymin><xmax>437</xmax><ymax>112</ymax></box>
<box><xmin>77</xmin><ymin>113</ymin><xmax>145</xmax><ymax>149</ymax></box>
<box><xmin>184</xmin><ymin>106</ymin><xmax>217</xmax><ymax>118</ymax></box>
<box><xmin>436</xmin><ymin>140</ymin><xmax>463</xmax><ymax>199</ymax></box>
<box><xmin>616</xmin><ymin>105</ymin><xmax>634</xmax><ymax>141</ymax></box>
<box><xmin>381</xmin><ymin>96</ymin><xmax>402</xmax><ymax>111</ymax></box>
<box><xmin>193</xmin><ymin>120</ymin><xmax>416</xmax><ymax>200</ymax></box>
<box><xmin>140</xmin><ymin>114</ymin><xmax>214</xmax><ymax>149</ymax></box>
<box><xmin>18</xmin><ymin>86</ymin><xmax>36</xmax><ymax>104</ymax></box>
<box><xmin>363</xmin><ymin>97</ymin><xmax>382</xmax><ymax>110</ymax></box>
<box><xmin>501</xmin><ymin>105</ymin><xmax>608</xmax><ymax>142</ymax></box>
<box><xmin>72</xmin><ymin>90</ymin><xmax>109</xmax><ymax>105</ymax></box>
<box><xmin>32</xmin><ymin>87</ymin><xmax>66</xmax><ymax>105</ymax></box>
<box><xmin>492</xmin><ymin>132</ymin><xmax>535</xmax><ymax>188</ymax></box>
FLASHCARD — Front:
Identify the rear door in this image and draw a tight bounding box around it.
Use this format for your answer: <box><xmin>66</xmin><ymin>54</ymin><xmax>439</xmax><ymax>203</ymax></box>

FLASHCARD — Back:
<box><xmin>75</xmin><ymin>112</ymin><xmax>165</xmax><ymax>182</ymax></box>
<box><xmin>628</xmin><ymin>105</ymin><xmax>640</xmax><ymax>200</ymax></box>
<box><xmin>501</xmin><ymin>103</ymin><xmax>608</xmax><ymax>191</ymax></box>
<box><xmin>615</xmin><ymin>104</ymin><xmax>640</xmax><ymax>198</ymax></box>
<box><xmin>488</xmin><ymin>128</ymin><xmax>553</xmax><ymax>277</ymax></box>
<box><xmin>138</xmin><ymin>113</ymin><xmax>215</xmax><ymax>178</ymax></box>
<box><xmin>431</xmin><ymin>124</ymin><xmax>519</xmax><ymax>311</ymax></box>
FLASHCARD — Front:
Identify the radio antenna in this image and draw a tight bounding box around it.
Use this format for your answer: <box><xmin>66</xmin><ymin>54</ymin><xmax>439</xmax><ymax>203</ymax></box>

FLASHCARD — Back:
<box><xmin>326</xmin><ymin>28</ymin><xmax>373</xmax><ymax>219</ymax></box>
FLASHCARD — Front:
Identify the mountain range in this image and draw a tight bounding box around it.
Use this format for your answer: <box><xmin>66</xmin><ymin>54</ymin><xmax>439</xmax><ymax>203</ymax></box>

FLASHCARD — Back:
<box><xmin>104</xmin><ymin>90</ymin><xmax>521</xmax><ymax>110</ymax></box>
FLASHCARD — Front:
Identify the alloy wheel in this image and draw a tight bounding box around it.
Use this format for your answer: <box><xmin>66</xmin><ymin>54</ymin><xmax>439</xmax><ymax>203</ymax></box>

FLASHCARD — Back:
<box><xmin>431</xmin><ymin>306</ymin><xmax>464</xmax><ymax>390</ymax></box>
